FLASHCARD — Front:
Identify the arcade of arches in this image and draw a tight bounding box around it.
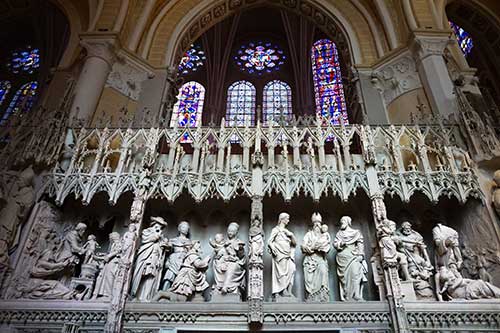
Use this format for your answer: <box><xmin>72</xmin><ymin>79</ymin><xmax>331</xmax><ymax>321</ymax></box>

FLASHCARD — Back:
<box><xmin>0</xmin><ymin>0</ymin><xmax>500</xmax><ymax>332</ymax></box>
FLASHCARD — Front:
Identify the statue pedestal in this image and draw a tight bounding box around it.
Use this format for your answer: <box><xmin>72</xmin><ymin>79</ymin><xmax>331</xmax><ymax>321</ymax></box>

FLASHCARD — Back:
<box><xmin>70</xmin><ymin>277</ymin><xmax>95</xmax><ymax>300</ymax></box>
<box><xmin>211</xmin><ymin>291</ymin><xmax>241</xmax><ymax>302</ymax></box>
<box><xmin>401</xmin><ymin>280</ymin><xmax>417</xmax><ymax>301</ymax></box>
<box><xmin>272</xmin><ymin>295</ymin><xmax>299</xmax><ymax>303</ymax></box>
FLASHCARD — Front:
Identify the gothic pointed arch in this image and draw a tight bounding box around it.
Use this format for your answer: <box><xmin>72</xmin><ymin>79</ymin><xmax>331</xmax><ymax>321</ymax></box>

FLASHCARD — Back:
<box><xmin>170</xmin><ymin>81</ymin><xmax>206</xmax><ymax>128</ymax></box>
<box><xmin>225</xmin><ymin>81</ymin><xmax>256</xmax><ymax>126</ymax></box>
<box><xmin>263</xmin><ymin>80</ymin><xmax>292</xmax><ymax>125</ymax></box>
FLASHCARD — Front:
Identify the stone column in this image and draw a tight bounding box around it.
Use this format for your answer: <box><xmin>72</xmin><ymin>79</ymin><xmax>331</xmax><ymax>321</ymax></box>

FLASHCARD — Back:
<box><xmin>248</xmin><ymin>126</ymin><xmax>264</xmax><ymax>325</ymax></box>
<box><xmin>69</xmin><ymin>35</ymin><xmax>118</xmax><ymax>126</ymax></box>
<box><xmin>104</xmin><ymin>179</ymin><xmax>148</xmax><ymax>333</ymax></box>
<box><xmin>411</xmin><ymin>34</ymin><xmax>456</xmax><ymax>120</ymax></box>
<box><xmin>355</xmin><ymin>68</ymin><xmax>390</xmax><ymax>125</ymax></box>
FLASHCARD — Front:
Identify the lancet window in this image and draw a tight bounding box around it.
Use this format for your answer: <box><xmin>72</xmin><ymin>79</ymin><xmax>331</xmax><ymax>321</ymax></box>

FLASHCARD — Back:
<box><xmin>170</xmin><ymin>81</ymin><xmax>205</xmax><ymax>128</ymax></box>
<box><xmin>449</xmin><ymin>21</ymin><xmax>473</xmax><ymax>57</ymax></box>
<box><xmin>0</xmin><ymin>81</ymin><xmax>11</xmax><ymax>107</ymax></box>
<box><xmin>263</xmin><ymin>80</ymin><xmax>292</xmax><ymax>125</ymax></box>
<box><xmin>311</xmin><ymin>39</ymin><xmax>348</xmax><ymax>125</ymax></box>
<box><xmin>225</xmin><ymin>81</ymin><xmax>256</xmax><ymax>126</ymax></box>
<box><xmin>1</xmin><ymin>81</ymin><xmax>38</xmax><ymax>124</ymax></box>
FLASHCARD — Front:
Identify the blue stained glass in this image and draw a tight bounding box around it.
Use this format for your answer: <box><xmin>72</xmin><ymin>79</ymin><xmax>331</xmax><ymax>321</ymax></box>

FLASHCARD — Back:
<box><xmin>170</xmin><ymin>81</ymin><xmax>205</xmax><ymax>128</ymax></box>
<box><xmin>226</xmin><ymin>81</ymin><xmax>256</xmax><ymax>126</ymax></box>
<box><xmin>1</xmin><ymin>81</ymin><xmax>38</xmax><ymax>124</ymax></box>
<box><xmin>235</xmin><ymin>41</ymin><xmax>285</xmax><ymax>75</ymax></box>
<box><xmin>8</xmin><ymin>47</ymin><xmax>40</xmax><ymax>74</ymax></box>
<box><xmin>449</xmin><ymin>21</ymin><xmax>473</xmax><ymax>57</ymax></box>
<box><xmin>311</xmin><ymin>39</ymin><xmax>348</xmax><ymax>125</ymax></box>
<box><xmin>178</xmin><ymin>44</ymin><xmax>206</xmax><ymax>75</ymax></box>
<box><xmin>263</xmin><ymin>80</ymin><xmax>292</xmax><ymax>125</ymax></box>
<box><xmin>0</xmin><ymin>81</ymin><xmax>11</xmax><ymax>106</ymax></box>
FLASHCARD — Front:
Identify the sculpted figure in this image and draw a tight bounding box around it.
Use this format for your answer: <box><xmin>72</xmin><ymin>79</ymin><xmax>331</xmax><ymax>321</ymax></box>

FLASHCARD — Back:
<box><xmin>301</xmin><ymin>213</ymin><xmax>331</xmax><ymax>302</ymax></box>
<box><xmin>130</xmin><ymin>217</ymin><xmax>169</xmax><ymax>301</ymax></box>
<box><xmin>0</xmin><ymin>166</ymin><xmax>35</xmax><ymax>247</ymax></box>
<box><xmin>92</xmin><ymin>232</ymin><xmax>122</xmax><ymax>300</ymax></box>
<box><xmin>212</xmin><ymin>222</ymin><xmax>246</xmax><ymax>297</ymax></box>
<box><xmin>377</xmin><ymin>219</ymin><xmax>410</xmax><ymax>281</ymax></box>
<box><xmin>83</xmin><ymin>234</ymin><xmax>100</xmax><ymax>264</ymax></box>
<box><xmin>248</xmin><ymin>216</ymin><xmax>264</xmax><ymax>265</ymax></box>
<box><xmin>268</xmin><ymin>212</ymin><xmax>297</xmax><ymax>300</ymax></box>
<box><xmin>437</xmin><ymin>266</ymin><xmax>500</xmax><ymax>301</ymax></box>
<box><xmin>58</xmin><ymin>222</ymin><xmax>87</xmax><ymax>265</ymax></box>
<box><xmin>334</xmin><ymin>216</ymin><xmax>368</xmax><ymax>301</ymax></box>
<box><xmin>161</xmin><ymin>221</ymin><xmax>192</xmax><ymax>291</ymax></box>
<box><xmin>121</xmin><ymin>223</ymin><xmax>138</xmax><ymax>264</ymax></box>
<box><xmin>396</xmin><ymin>222</ymin><xmax>434</xmax><ymax>298</ymax></box>
<box><xmin>432</xmin><ymin>223</ymin><xmax>463</xmax><ymax>276</ymax></box>
<box><xmin>19</xmin><ymin>230</ymin><xmax>73</xmax><ymax>300</ymax></box>
<box><xmin>493</xmin><ymin>170</ymin><xmax>500</xmax><ymax>217</ymax></box>
<box><xmin>153</xmin><ymin>241</ymin><xmax>211</xmax><ymax>302</ymax></box>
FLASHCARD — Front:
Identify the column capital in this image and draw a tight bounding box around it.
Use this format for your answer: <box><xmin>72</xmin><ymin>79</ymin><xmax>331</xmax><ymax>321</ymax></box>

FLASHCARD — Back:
<box><xmin>79</xmin><ymin>33</ymin><xmax>120</xmax><ymax>68</ymax></box>
<box><xmin>411</xmin><ymin>33</ymin><xmax>454</xmax><ymax>61</ymax></box>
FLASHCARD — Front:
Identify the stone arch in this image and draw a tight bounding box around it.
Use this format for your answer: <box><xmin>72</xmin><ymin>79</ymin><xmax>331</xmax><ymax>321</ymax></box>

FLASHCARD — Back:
<box><xmin>142</xmin><ymin>0</ymin><xmax>382</xmax><ymax>68</ymax></box>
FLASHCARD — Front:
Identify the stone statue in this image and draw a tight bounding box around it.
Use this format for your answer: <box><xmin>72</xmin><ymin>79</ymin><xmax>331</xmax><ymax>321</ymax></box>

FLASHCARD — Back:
<box><xmin>377</xmin><ymin>219</ymin><xmax>410</xmax><ymax>281</ymax></box>
<box><xmin>130</xmin><ymin>217</ymin><xmax>169</xmax><ymax>301</ymax></box>
<box><xmin>211</xmin><ymin>222</ymin><xmax>246</xmax><ymax>299</ymax></box>
<box><xmin>121</xmin><ymin>223</ymin><xmax>138</xmax><ymax>264</ymax></box>
<box><xmin>436</xmin><ymin>266</ymin><xmax>500</xmax><ymax>301</ymax></box>
<box><xmin>161</xmin><ymin>221</ymin><xmax>192</xmax><ymax>291</ymax></box>
<box><xmin>249</xmin><ymin>215</ymin><xmax>264</xmax><ymax>265</ymax></box>
<box><xmin>333</xmin><ymin>216</ymin><xmax>368</xmax><ymax>301</ymax></box>
<box><xmin>153</xmin><ymin>240</ymin><xmax>211</xmax><ymax>302</ymax></box>
<box><xmin>301</xmin><ymin>213</ymin><xmax>331</xmax><ymax>302</ymax></box>
<box><xmin>92</xmin><ymin>232</ymin><xmax>122</xmax><ymax>300</ymax></box>
<box><xmin>15</xmin><ymin>229</ymin><xmax>74</xmax><ymax>300</ymax></box>
<box><xmin>493</xmin><ymin>170</ymin><xmax>500</xmax><ymax>217</ymax></box>
<box><xmin>396</xmin><ymin>221</ymin><xmax>434</xmax><ymax>299</ymax></box>
<box><xmin>268</xmin><ymin>212</ymin><xmax>297</xmax><ymax>300</ymax></box>
<box><xmin>58</xmin><ymin>222</ymin><xmax>87</xmax><ymax>265</ymax></box>
<box><xmin>432</xmin><ymin>223</ymin><xmax>463</xmax><ymax>276</ymax></box>
<box><xmin>0</xmin><ymin>166</ymin><xmax>35</xmax><ymax>248</ymax></box>
<box><xmin>83</xmin><ymin>234</ymin><xmax>100</xmax><ymax>265</ymax></box>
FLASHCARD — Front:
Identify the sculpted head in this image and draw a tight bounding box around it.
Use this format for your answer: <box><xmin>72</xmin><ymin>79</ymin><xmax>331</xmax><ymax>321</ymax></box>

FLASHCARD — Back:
<box><xmin>401</xmin><ymin>221</ymin><xmax>412</xmax><ymax>235</ymax></box>
<box><xmin>128</xmin><ymin>223</ymin><xmax>137</xmax><ymax>233</ymax></box>
<box><xmin>278</xmin><ymin>212</ymin><xmax>290</xmax><ymax>226</ymax></box>
<box><xmin>340</xmin><ymin>216</ymin><xmax>352</xmax><ymax>230</ymax></box>
<box><xmin>311</xmin><ymin>212</ymin><xmax>322</xmax><ymax>225</ymax></box>
<box><xmin>191</xmin><ymin>240</ymin><xmax>201</xmax><ymax>252</ymax></box>
<box><xmin>109</xmin><ymin>232</ymin><xmax>120</xmax><ymax>242</ymax></box>
<box><xmin>178</xmin><ymin>221</ymin><xmax>190</xmax><ymax>236</ymax></box>
<box><xmin>76</xmin><ymin>223</ymin><xmax>87</xmax><ymax>237</ymax></box>
<box><xmin>151</xmin><ymin>217</ymin><xmax>168</xmax><ymax>233</ymax></box>
<box><xmin>227</xmin><ymin>222</ymin><xmax>239</xmax><ymax>238</ymax></box>
<box><xmin>494</xmin><ymin>170</ymin><xmax>500</xmax><ymax>186</ymax></box>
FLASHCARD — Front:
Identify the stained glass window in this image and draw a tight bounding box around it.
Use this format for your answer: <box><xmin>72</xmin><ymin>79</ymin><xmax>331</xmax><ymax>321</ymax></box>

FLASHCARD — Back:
<box><xmin>7</xmin><ymin>47</ymin><xmax>40</xmax><ymax>74</ymax></box>
<box><xmin>226</xmin><ymin>81</ymin><xmax>256</xmax><ymax>126</ymax></box>
<box><xmin>263</xmin><ymin>80</ymin><xmax>292</xmax><ymax>125</ymax></box>
<box><xmin>311</xmin><ymin>39</ymin><xmax>348</xmax><ymax>125</ymax></box>
<box><xmin>1</xmin><ymin>81</ymin><xmax>38</xmax><ymax>124</ymax></box>
<box><xmin>449</xmin><ymin>21</ymin><xmax>473</xmax><ymax>57</ymax></box>
<box><xmin>0</xmin><ymin>81</ymin><xmax>11</xmax><ymax>106</ymax></box>
<box><xmin>235</xmin><ymin>41</ymin><xmax>285</xmax><ymax>75</ymax></box>
<box><xmin>170</xmin><ymin>81</ymin><xmax>205</xmax><ymax>128</ymax></box>
<box><xmin>178</xmin><ymin>44</ymin><xmax>206</xmax><ymax>75</ymax></box>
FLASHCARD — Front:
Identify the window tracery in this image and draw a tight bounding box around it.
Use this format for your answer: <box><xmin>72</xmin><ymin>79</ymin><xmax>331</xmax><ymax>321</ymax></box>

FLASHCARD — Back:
<box><xmin>226</xmin><ymin>81</ymin><xmax>256</xmax><ymax>126</ymax></box>
<box><xmin>311</xmin><ymin>39</ymin><xmax>348</xmax><ymax>125</ymax></box>
<box><xmin>263</xmin><ymin>80</ymin><xmax>292</xmax><ymax>125</ymax></box>
<box><xmin>170</xmin><ymin>81</ymin><xmax>205</xmax><ymax>128</ymax></box>
<box><xmin>1</xmin><ymin>81</ymin><xmax>38</xmax><ymax>124</ymax></box>
<box><xmin>449</xmin><ymin>21</ymin><xmax>473</xmax><ymax>57</ymax></box>
<box><xmin>178</xmin><ymin>44</ymin><xmax>206</xmax><ymax>75</ymax></box>
<box><xmin>235</xmin><ymin>42</ymin><xmax>285</xmax><ymax>75</ymax></box>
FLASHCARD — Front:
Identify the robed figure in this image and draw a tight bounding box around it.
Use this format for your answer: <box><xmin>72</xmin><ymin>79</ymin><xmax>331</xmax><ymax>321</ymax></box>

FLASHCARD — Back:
<box><xmin>161</xmin><ymin>221</ymin><xmax>192</xmax><ymax>291</ymax></box>
<box><xmin>130</xmin><ymin>217</ymin><xmax>169</xmax><ymax>301</ymax></box>
<box><xmin>268</xmin><ymin>212</ymin><xmax>297</xmax><ymax>299</ymax></box>
<box><xmin>333</xmin><ymin>216</ymin><xmax>367</xmax><ymax>301</ymax></box>
<box><xmin>301</xmin><ymin>213</ymin><xmax>331</xmax><ymax>302</ymax></box>
<box><xmin>93</xmin><ymin>232</ymin><xmax>122</xmax><ymax>300</ymax></box>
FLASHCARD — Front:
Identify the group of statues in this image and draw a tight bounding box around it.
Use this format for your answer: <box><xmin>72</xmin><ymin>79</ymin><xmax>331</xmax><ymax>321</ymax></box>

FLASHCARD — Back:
<box><xmin>5</xmin><ymin>201</ymin><xmax>138</xmax><ymax>301</ymax></box>
<box><xmin>130</xmin><ymin>217</ymin><xmax>246</xmax><ymax>302</ymax></box>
